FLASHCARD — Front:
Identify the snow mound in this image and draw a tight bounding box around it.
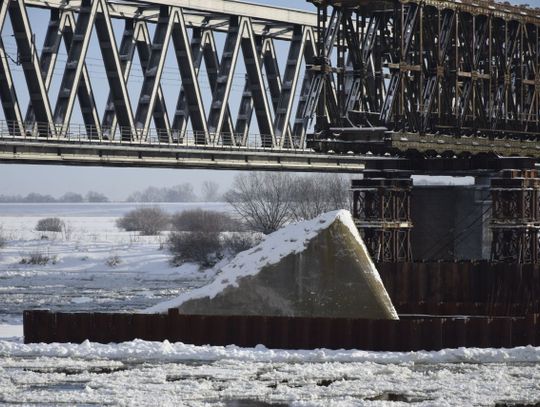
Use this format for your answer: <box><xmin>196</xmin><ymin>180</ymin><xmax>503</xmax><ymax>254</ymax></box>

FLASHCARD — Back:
<box><xmin>145</xmin><ymin>210</ymin><xmax>387</xmax><ymax>314</ymax></box>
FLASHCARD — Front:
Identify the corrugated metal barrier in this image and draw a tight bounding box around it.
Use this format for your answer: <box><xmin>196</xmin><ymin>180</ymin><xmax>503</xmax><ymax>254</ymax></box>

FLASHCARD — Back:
<box><xmin>378</xmin><ymin>262</ymin><xmax>540</xmax><ymax>315</ymax></box>
<box><xmin>23</xmin><ymin>309</ymin><xmax>540</xmax><ymax>351</ymax></box>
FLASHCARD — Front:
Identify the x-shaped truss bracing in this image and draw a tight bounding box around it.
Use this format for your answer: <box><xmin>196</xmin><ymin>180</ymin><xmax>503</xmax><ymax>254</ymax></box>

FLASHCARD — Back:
<box><xmin>0</xmin><ymin>0</ymin><xmax>319</xmax><ymax>149</ymax></box>
<box><xmin>316</xmin><ymin>0</ymin><xmax>540</xmax><ymax>143</ymax></box>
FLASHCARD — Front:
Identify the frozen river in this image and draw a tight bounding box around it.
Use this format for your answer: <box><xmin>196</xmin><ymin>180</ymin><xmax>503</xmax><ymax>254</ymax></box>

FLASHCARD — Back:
<box><xmin>0</xmin><ymin>203</ymin><xmax>539</xmax><ymax>405</ymax></box>
<box><xmin>0</xmin><ymin>203</ymin><xmax>227</xmax><ymax>325</ymax></box>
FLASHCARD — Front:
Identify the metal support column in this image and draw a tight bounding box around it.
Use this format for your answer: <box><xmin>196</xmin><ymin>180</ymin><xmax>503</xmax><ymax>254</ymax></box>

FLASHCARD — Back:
<box><xmin>491</xmin><ymin>169</ymin><xmax>540</xmax><ymax>263</ymax></box>
<box><xmin>351</xmin><ymin>173</ymin><xmax>413</xmax><ymax>262</ymax></box>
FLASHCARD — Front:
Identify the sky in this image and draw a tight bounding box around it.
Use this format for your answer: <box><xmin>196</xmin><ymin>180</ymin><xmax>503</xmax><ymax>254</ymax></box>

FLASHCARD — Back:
<box><xmin>0</xmin><ymin>0</ymin><xmax>534</xmax><ymax>200</ymax></box>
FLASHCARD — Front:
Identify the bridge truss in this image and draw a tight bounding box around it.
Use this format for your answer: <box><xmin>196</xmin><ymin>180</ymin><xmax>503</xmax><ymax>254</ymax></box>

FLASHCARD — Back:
<box><xmin>1</xmin><ymin>0</ymin><xmax>540</xmax><ymax>171</ymax></box>
<box><xmin>0</xmin><ymin>0</ymin><xmax>321</xmax><ymax>147</ymax></box>
<box><xmin>308</xmin><ymin>0</ymin><xmax>540</xmax><ymax>158</ymax></box>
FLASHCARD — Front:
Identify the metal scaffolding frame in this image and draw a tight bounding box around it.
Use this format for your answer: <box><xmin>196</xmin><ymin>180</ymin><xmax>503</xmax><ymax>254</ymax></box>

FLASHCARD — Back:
<box><xmin>307</xmin><ymin>0</ymin><xmax>540</xmax><ymax>157</ymax></box>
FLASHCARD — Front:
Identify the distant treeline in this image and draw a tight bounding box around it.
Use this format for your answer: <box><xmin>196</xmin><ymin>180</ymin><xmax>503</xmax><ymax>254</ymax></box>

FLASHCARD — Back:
<box><xmin>0</xmin><ymin>181</ymin><xmax>223</xmax><ymax>203</ymax></box>
<box><xmin>126</xmin><ymin>181</ymin><xmax>221</xmax><ymax>203</ymax></box>
<box><xmin>0</xmin><ymin>191</ymin><xmax>109</xmax><ymax>203</ymax></box>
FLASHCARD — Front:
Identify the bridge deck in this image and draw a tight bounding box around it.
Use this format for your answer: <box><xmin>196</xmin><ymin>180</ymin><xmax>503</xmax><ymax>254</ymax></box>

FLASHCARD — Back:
<box><xmin>0</xmin><ymin>133</ymin><xmax>534</xmax><ymax>174</ymax></box>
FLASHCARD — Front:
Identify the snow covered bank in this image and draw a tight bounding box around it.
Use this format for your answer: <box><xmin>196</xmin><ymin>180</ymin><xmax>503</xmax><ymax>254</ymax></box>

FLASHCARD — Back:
<box><xmin>2</xmin><ymin>339</ymin><xmax>540</xmax><ymax>365</ymax></box>
<box><xmin>0</xmin><ymin>204</ymin><xmax>224</xmax><ymax>324</ymax></box>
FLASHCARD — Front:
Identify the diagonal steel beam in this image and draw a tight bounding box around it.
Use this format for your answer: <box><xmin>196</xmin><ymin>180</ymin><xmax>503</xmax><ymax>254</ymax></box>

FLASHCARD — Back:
<box><xmin>0</xmin><ymin>2</ymin><xmax>24</xmax><ymax>137</ymax></box>
<box><xmin>24</xmin><ymin>9</ymin><xmax>61</xmax><ymax>126</ymax></box>
<box><xmin>101</xmin><ymin>19</ymin><xmax>136</xmax><ymax>139</ymax></box>
<box><xmin>171</xmin><ymin>27</ymin><xmax>203</xmax><ymax>141</ymax></box>
<box><xmin>292</xmin><ymin>27</ymin><xmax>317</xmax><ymax>147</ymax></box>
<box><xmin>135</xmin><ymin>21</ymin><xmax>172</xmax><ymax>143</ymax></box>
<box><xmin>172</xmin><ymin>28</ymin><xmax>234</xmax><ymax>141</ymax></box>
<box><xmin>171</xmin><ymin>8</ymin><xmax>209</xmax><ymax>144</ymax></box>
<box><xmin>95</xmin><ymin>0</ymin><xmax>135</xmax><ymax>141</ymax></box>
<box><xmin>207</xmin><ymin>16</ymin><xmax>242</xmax><ymax>145</ymax></box>
<box><xmin>234</xmin><ymin>35</ymin><xmax>262</xmax><ymax>146</ymax></box>
<box><xmin>101</xmin><ymin>20</ymin><xmax>171</xmax><ymax>141</ymax></box>
<box><xmin>133</xmin><ymin>6</ymin><xmax>174</xmax><ymax>142</ymax></box>
<box><xmin>52</xmin><ymin>0</ymin><xmax>99</xmax><ymax>134</ymax></box>
<box><xmin>62</xmin><ymin>12</ymin><xmax>101</xmax><ymax>137</ymax></box>
<box><xmin>275</xmin><ymin>26</ymin><xmax>309</xmax><ymax>147</ymax></box>
<box><xmin>8</xmin><ymin>0</ymin><xmax>55</xmax><ymax>136</ymax></box>
<box><xmin>240</xmin><ymin>18</ymin><xmax>276</xmax><ymax>147</ymax></box>
<box><xmin>25</xmin><ymin>10</ymin><xmax>100</xmax><ymax>137</ymax></box>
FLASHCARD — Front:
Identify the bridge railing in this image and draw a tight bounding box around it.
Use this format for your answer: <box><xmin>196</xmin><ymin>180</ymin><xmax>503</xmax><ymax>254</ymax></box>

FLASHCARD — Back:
<box><xmin>0</xmin><ymin>120</ymin><xmax>308</xmax><ymax>153</ymax></box>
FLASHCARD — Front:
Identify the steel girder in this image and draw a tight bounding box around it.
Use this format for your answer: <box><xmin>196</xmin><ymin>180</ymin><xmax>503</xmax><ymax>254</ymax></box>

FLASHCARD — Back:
<box><xmin>0</xmin><ymin>0</ymin><xmax>319</xmax><ymax>148</ymax></box>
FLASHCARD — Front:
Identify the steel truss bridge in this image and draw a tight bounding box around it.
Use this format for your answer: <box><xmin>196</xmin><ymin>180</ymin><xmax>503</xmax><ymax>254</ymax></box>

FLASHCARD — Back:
<box><xmin>307</xmin><ymin>0</ymin><xmax>540</xmax><ymax>159</ymax></box>
<box><xmin>1</xmin><ymin>0</ymin><xmax>540</xmax><ymax>173</ymax></box>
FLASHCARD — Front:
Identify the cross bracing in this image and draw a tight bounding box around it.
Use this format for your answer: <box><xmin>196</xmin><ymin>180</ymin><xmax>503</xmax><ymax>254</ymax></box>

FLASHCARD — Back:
<box><xmin>0</xmin><ymin>0</ymin><xmax>322</xmax><ymax>150</ymax></box>
<box><xmin>306</xmin><ymin>0</ymin><xmax>540</xmax><ymax>159</ymax></box>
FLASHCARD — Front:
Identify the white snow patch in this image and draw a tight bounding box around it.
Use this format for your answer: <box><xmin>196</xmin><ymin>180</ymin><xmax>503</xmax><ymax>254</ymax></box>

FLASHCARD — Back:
<box><xmin>0</xmin><ymin>325</ymin><xmax>23</xmax><ymax>340</ymax></box>
<box><xmin>145</xmin><ymin>210</ymin><xmax>368</xmax><ymax>313</ymax></box>
<box><xmin>1</xmin><ymin>339</ymin><xmax>540</xmax><ymax>365</ymax></box>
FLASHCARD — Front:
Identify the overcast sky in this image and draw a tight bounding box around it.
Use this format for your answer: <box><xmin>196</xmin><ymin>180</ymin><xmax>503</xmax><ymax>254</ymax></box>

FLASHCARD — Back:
<box><xmin>0</xmin><ymin>0</ymin><xmax>534</xmax><ymax>200</ymax></box>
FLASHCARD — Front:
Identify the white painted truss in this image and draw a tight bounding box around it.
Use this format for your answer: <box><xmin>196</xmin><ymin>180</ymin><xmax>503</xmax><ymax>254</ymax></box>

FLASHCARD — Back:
<box><xmin>0</xmin><ymin>0</ymin><xmax>325</xmax><ymax>149</ymax></box>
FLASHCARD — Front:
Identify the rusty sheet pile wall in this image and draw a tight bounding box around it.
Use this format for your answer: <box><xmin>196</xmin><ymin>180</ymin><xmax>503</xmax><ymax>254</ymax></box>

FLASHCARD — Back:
<box><xmin>23</xmin><ymin>309</ymin><xmax>540</xmax><ymax>351</ymax></box>
<box><xmin>23</xmin><ymin>262</ymin><xmax>540</xmax><ymax>349</ymax></box>
<box><xmin>378</xmin><ymin>262</ymin><xmax>540</xmax><ymax>315</ymax></box>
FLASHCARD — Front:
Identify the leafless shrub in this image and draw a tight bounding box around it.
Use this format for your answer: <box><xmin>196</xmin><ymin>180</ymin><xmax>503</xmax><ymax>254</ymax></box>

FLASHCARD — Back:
<box><xmin>35</xmin><ymin>217</ymin><xmax>65</xmax><ymax>233</ymax></box>
<box><xmin>0</xmin><ymin>226</ymin><xmax>6</xmax><ymax>248</ymax></box>
<box><xmin>222</xmin><ymin>233</ymin><xmax>262</xmax><ymax>255</ymax></box>
<box><xmin>171</xmin><ymin>209</ymin><xmax>244</xmax><ymax>232</ymax></box>
<box><xmin>106</xmin><ymin>255</ymin><xmax>122</xmax><ymax>267</ymax></box>
<box><xmin>116</xmin><ymin>207</ymin><xmax>170</xmax><ymax>236</ymax></box>
<box><xmin>168</xmin><ymin>231</ymin><xmax>222</xmax><ymax>267</ymax></box>
<box><xmin>225</xmin><ymin>173</ymin><xmax>294</xmax><ymax>234</ymax></box>
<box><xmin>20</xmin><ymin>251</ymin><xmax>56</xmax><ymax>265</ymax></box>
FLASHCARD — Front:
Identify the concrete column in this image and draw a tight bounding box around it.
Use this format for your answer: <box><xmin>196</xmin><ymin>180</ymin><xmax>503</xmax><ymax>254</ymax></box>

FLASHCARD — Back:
<box><xmin>410</xmin><ymin>178</ymin><xmax>492</xmax><ymax>261</ymax></box>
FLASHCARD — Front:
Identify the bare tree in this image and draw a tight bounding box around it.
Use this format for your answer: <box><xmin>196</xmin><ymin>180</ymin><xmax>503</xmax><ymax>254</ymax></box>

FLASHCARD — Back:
<box><xmin>0</xmin><ymin>225</ymin><xmax>6</xmax><ymax>248</ymax></box>
<box><xmin>86</xmin><ymin>191</ymin><xmax>109</xmax><ymax>202</ymax></box>
<box><xmin>289</xmin><ymin>174</ymin><xmax>350</xmax><ymax>221</ymax></box>
<box><xmin>201</xmin><ymin>180</ymin><xmax>221</xmax><ymax>202</ymax></box>
<box><xmin>171</xmin><ymin>209</ymin><xmax>243</xmax><ymax>232</ymax></box>
<box><xmin>225</xmin><ymin>172</ymin><xmax>294</xmax><ymax>234</ymax></box>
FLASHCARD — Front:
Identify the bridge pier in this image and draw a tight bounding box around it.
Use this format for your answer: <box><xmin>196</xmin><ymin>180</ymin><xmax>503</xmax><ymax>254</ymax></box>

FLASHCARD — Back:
<box><xmin>491</xmin><ymin>170</ymin><xmax>540</xmax><ymax>264</ymax></box>
<box><xmin>410</xmin><ymin>178</ymin><xmax>492</xmax><ymax>261</ymax></box>
<box><xmin>352</xmin><ymin>174</ymin><xmax>496</xmax><ymax>262</ymax></box>
<box><xmin>350</xmin><ymin>173</ymin><xmax>413</xmax><ymax>262</ymax></box>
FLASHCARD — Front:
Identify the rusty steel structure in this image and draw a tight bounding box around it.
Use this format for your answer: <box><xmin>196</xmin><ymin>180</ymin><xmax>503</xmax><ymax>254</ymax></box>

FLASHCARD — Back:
<box><xmin>351</xmin><ymin>174</ymin><xmax>413</xmax><ymax>262</ymax></box>
<box><xmin>307</xmin><ymin>0</ymin><xmax>540</xmax><ymax>158</ymax></box>
<box><xmin>491</xmin><ymin>169</ymin><xmax>540</xmax><ymax>263</ymax></box>
<box><xmin>23</xmin><ymin>308</ymin><xmax>540</xmax><ymax>350</ymax></box>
